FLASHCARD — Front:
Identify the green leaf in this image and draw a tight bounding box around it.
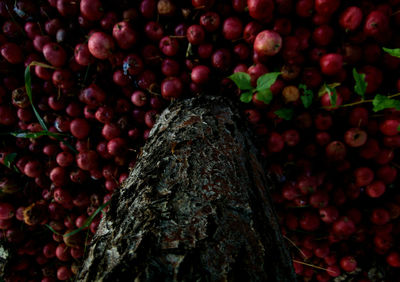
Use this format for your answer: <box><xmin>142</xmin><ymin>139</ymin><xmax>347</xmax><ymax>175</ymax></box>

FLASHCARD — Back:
<box><xmin>228</xmin><ymin>72</ymin><xmax>253</xmax><ymax>90</ymax></box>
<box><xmin>9</xmin><ymin>131</ymin><xmax>53</xmax><ymax>139</ymax></box>
<box><xmin>56</xmin><ymin>137</ymin><xmax>78</xmax><ymax>154</ymax></box>
<box><xmin>319</xmin><ymin>84</ymin><xmax>338</xmax><ymax>107</ymax></box>
<box><xmin>29</xmin><ymin>61</ymin><xmax>57</xmax><ymax>70</ymax></box>
<box><xmin>256</xmin><ymin>72</ymin><xmax>281</xmax><ymax>92</ymax></box>
<box><xmin>299</xmin><ymin>84</ymin><xmax>313</xmax><ymax>108</ymax></box>
<box><xmin>63</xmin><ymin>201</ymin><xmax>110</xmax><ymax>237</ymax></box>
<box><xmin>25</xmin><ymin>64</ymin><xmax>48</xmax><ymax>131</ymax></box>
<box><xmin>256</xmin><ymin>89</ymin><xmax>273</xmax><ymax>104</ymax></box>
<box><xmin>372</xmin><ymin>94</ymin><xmax>400</xmax><ymax>112</ymax></box>
<box><xmin>318</xmin><ymin>83</ymin><xmax>340</xmax><ymax>97</ymax></box>
<box><xmin>352</xmin><ymin>68</ymin><xmax>367</xmax><ymax>98</ymax></box>
<box><xmin>328</xmin><ymin>86</ymin><xmax>337</xmax><ymax>107</ymax></box>
<box><xmin>240</xmin><ymin>91</ymin><xmax>253</xmax><ymax>103</ymax></box>
<box><xmin>398</xmin><ymin>124</ymin><xmax>400</xmax><ymax>132</ymax></box>
<box><xmin>274</xmin><ymin>108</ymin><xmax>294</xmax><ymax>120</ymax></box>
<box><xmin>186</xmin><ymin>43</ymin><xmax>193</xmax><ymax>58</ymax></box>
<box><xmin>383</xmin><ymin>47</ymin><xmax>400</xmax><ymax>58</ymax></box>
<box><xmin>3</xmin><ymin>153</ymin><xmax>17</xmax><ymax>168</ymax></box>
<box><xmin>45</xmin><ymin>224</ymin><xmax>62</xmax><ymax>236</ymax></box>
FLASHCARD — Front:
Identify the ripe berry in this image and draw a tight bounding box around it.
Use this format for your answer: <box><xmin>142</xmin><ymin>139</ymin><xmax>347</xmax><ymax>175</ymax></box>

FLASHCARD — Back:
<box><xmin>23</xmin><ymin>160</ymin><xmax>42</xmax><ymax>178</ymax></box>
<box><xmin>386</xmin><ymin>252</ymin><xmax>400</xmax><ymax>268</ymax></box>
<box><xmin>366</xmin><ymin>181</ymin><xmax>386</xmax><ymax>198</ymax></box>
<box><xmin>344</xmin><ymin>128</ymin><xmax>367</xmax><ymax>147</ymax></box>
<box><xmin>186</xmin><ymin>25</ymin><xmax>205</xmax><ymax>45</ymax></box>
<box><xmin>380</xmin><ymin>119</ymin><xmax>400</xmax><ymax>136</ymax></box>
<box><xmin>320</xmin><ymin>53</ymin><xmax>343</xmax><ymax>76</ymax></box>
<box><xmin>0</xmin><ymin>202</ymin><xmax>15</xmax><ymax>220</ymax></box>
<box><xmin>254</xmin><ymin>30</ymin><xmax>282</xmax><ymax>57</ymax></box>
<box><xmin>339</xmin><ymin>6</ymin><xmax>363</xmax><ymax>32</ymax></box>
<box><xmin>70</xmin><ymin>118</ymin><xmax>90</xmax><ymax>139</ymax></box>
<box><xmin>371</xmin><ymin>208</ymin><xmax>390</xmax><ymax>225</ymax></box>
<box><xmin>222</xmin><ymin>17</ymin><xmax>243</xmax><ymax>41</ymax></box>
<box><xmin>199</xmin><ymin>11</ymin><xmax>220</xmax><ymax>32</ymax></box>
<box><xmin>76</xmin><ymin>151</ymin><xmax>98</xmax><ymax>171</ymax></box>
<box><xmin>248</xmin><ymin>0</ymin><xmax>274</xmax><ymax>22</ymax></box>
<box><xmin>161</xmin><ymin>77</ymin><xmax>183</xmax><ymax>100</ymax></box>
<box><xmin>354</xmin><ymin>167</ymin><xmax>374</xmax><ymax>187</ymax></box>
<box><xmin>191</xmin><ymin>65</ymin><xmax>210</xmax><ymax>85</ymax></box>
<box><xmin>88</xmin><ymin>32</ymin><xmax>115</xmax><ymax>60</ymax></box>
<box><xmin>107</xmin><ymin>138</ymin><xmax>127</xmax><ymax>156</ymax></box>
<box><xmin>325</xmin><ymin>141</ymin><xmax>346</xmax><ymax>161</ymax></box>
<box><xmin>333</xmin><ymin>217</ymin><xmax>356</xmax><ymax>237</ymax></box>
<box><xmin>300</xmin><ymin>211</ymin><xmax>320</xmax><ymax>231</ymax></box>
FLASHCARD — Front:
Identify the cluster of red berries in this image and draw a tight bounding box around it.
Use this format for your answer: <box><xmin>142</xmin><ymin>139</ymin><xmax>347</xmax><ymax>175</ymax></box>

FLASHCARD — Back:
<box><xmin>0</xmin><ymin>0</ymin><xmax>400</xmax><ymax>281</ymax></box>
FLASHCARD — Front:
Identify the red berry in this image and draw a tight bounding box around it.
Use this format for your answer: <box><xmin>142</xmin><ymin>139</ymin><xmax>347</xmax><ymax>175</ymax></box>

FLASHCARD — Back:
<box><xmin>380</xmin><ymin>119</ymin><xmax>400</xmax><ymax>136</ymax></box>
<box><xmin>254</xmin><ymin>30</ymin><xmax>282</xmax><ymax>57</ymax></box>
<box><xmin>344</xmin><ymin>128</ymin><xmax>367</xmax><ymax>147</ymax></box>
<box><xmin>88</xmin><ymin>32</ymin><xmax>115</xmax><ymax>60</ymax></box>
<box><xmin>320</xmin><ymin>53</ymin><xmax>343</xmax><ymax>76</ymax></box>
<box><xmin>300</xmin><ymin>211</ymin><xmax>320</xmax><ymax>231</ymax></box>
<box><xmin>70</xmin><ymin>118</ymin><xmax>90</xmax><ymax>139</ymax></box>
<box><xmin>386</xmin><ymin>252</ymin><xmax>400</xmax><ymax>268</ymax></box>
<box><xmin>339</xmin><ymin>6</ymin><xmax>363</xmax><ymax>31</ymax></box>
<box><xmin>191</xmin><ymin>65</ymin><xmax>210</xmax><ymax>85</ymax></box>
<box><xmin>366</xmin><ymin>181</ymin><xmax>386</xmax><ymax>198</ymax></box>
<box><xmin>0</xmin><ymin>202</ymin><xmax>15</xmax><ymax>220</ymax></box>
<box><xmin>248</xmin><ymin>0</ymin><xmax>274</xmax><ymax>22</ymax></box>
<box><xmin>371</xmin><ymin>208</ymin><xmax>390</xmax><ymax>225</ymax></box>
<box><xmin>222</xmin><ymin>17</ymin><xmax>243</xmax><ymax>41</ymax></box>
<box><xmin>161</xmin><ymin>77</ymin><xmax>183</xmax><ymax>100</ymax></box>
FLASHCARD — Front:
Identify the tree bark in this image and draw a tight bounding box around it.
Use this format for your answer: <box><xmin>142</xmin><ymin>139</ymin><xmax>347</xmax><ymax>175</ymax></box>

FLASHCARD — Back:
<box><xmin>77</xmin><ymin>96</ymin><xmax>296</xmax><ymax>281</ymax></box>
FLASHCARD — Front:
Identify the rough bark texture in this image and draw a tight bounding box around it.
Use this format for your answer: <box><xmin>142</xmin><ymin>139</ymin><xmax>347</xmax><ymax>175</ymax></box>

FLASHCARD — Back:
<box><xmin>78</xmin><ymin>96</ymin><xmax>296</xmax><ymax>281</ymax></box>
<box><xmin>0</xmin><ymin>242</ymin><xmax>10</xmax><ymax>276</ymax></box>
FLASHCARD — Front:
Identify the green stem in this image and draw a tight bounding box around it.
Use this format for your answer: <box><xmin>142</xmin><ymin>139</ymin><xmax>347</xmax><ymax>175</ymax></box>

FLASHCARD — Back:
<box><xmin>322</xmin><ymin>92</ymin><xmax>400</xmax><ymax>109</ymax></box>
<box><xmin>339</xmin><ymin>99</ymin><xmax>373</xmax><ymax>108</ymax></box>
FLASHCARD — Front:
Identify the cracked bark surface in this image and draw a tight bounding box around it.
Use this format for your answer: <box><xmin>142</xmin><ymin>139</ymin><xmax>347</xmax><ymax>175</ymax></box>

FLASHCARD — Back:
<box><xmin>77</xmin><ymin>96</ymin><xmax>296</xmax><ymax>282</ymax></box>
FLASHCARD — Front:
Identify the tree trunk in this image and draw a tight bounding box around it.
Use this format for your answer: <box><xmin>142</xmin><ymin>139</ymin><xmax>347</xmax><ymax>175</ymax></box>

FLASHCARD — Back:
<box><xmin>77</xmin><ymin>96</ymin><xmax>296</xmax><ymax>281</ymax></box>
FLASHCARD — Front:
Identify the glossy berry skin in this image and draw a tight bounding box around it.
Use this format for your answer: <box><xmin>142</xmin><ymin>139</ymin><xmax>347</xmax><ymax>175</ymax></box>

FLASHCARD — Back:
<box><xmin>80</xmin><ymin>0</ymin><xmax>104</xmax><ymax>21</ymax></box>
<box><xmin>366</xmin><ymin>181</ymin><xmax>386</xmax><ymax>198</ymax></box>
<box><xmin>186</xmin><ymin>25</ymin><xmax>205</xmax><ymax>45</ymax></box>
<box><xmin>222</xmin><ymin>17</ymin><xmax>243</xmax><ymax>41</ymax></box>
<box><xmin>199</xmin><ymin>12</ymin><xmax>220</xmax><ymax>32</ymax></box>
<box><xmin>364</xmin><ymin>11</ymin><xmax>389</xmax><ymax>38</ymax></box>
<box><xmin>344</xmin><ymin>128</ymin><xmax>367</xmax><ymax>147</ymax></box>
<box><xmin>191</xmin><ymin>65</ymin><xmax>210</xmax><ymax>85</ymax></box>
<box><xmin>113</xmin><ymin>21</ymin><xmax>138</xmax><ymax>50</ymax></box>
<box><xmin>0</xmin><ymin>202</ymin><xmax>15</xmax><ymax>220</ymax></box>
<box><xmin>88</xmin><ymin>32</ymin><xmax>115</xmax><ymax>60</ymax></box>
<box><xmin>24</xmin><ymin>160</ymin><xmax>43</xmax><ymax>178</ymax></box>
<box><xmin>380</xmin><ymin>120</ymin><xmax>400</xmax><ymax>136</ymax></box>
<box><xmin>247</xmin><ymin>0</ymin><xmax>274</xmax><ymax>22</ymax></box>
<box><xmin>339</xmin><ymin>6</ymin><xmax>363</xmax><ymax>31</ymax></box>
<box><xmin>254</xmin><ymin>30</ymin><xmax>282</xmax><ymax>57</ymax></box>
<box><xmin>386</xmin><ymin>252</ymin><xmax>400</xmax><ymax>268</ymax></box>
<box><xmin>354</xmin><ymin>167</ymin><xmax>374</xmax><ymax>187</ymax></box>
<box><xmin>320</xmin><ymin>53</ymin><xmax>343</xmax><ymax>75</ymax></box>
<box><xmin>76</xmin><ymin>151</ymin><xmax>98</xmax><ymax>171</ymax></box>
<box><xmin>42</xmin><ymin>43</ymin><xmax>67</xmax><ymax>67</ymax></box>
<box><xmin>159</xmin><ymin>36</ymin><xmax>179</xmax><ymax>56</ymax></box>
<box><xmin>315</xmin><ymin>0</ymin><xmax>340</xmax><ymax>16</ymax></box>
<box><xmin>70</xmin><ymin>118</ymin><xmax>90</xmax><ymax>139</ymax></box>
<box><xmin>161</xmin><ymin>77</ymin><xmax>183</xmax><ymax>100</ymax></box>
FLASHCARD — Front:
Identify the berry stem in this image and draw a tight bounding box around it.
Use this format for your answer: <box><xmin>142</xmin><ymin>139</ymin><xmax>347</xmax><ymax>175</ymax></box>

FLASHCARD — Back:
<box><xmin>292</xmin><ymin>259</ymin><xmax>335</xmax><ymax>273</ymax></box>
<box><xmin>322</xmin><ymin>92</ymin><xmax>400</xmax><ymax>109</ymax></box>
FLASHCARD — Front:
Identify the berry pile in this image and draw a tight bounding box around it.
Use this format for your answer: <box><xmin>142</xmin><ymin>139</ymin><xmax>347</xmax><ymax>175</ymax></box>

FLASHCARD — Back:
<box><xmin>0</xmin><ymin>0</ymin><xmax>400</xmax><ymax>281</ymax></box>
